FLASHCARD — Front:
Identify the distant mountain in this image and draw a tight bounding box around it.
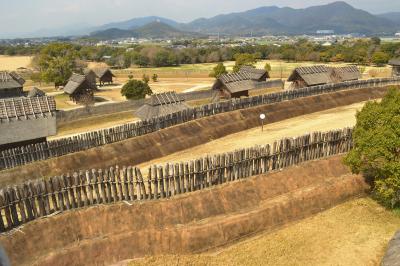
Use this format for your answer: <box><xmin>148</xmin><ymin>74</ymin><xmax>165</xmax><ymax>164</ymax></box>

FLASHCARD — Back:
<box><xmin>92</xmin><ymin>16</ymin><xmax>179</xmax><ymax>32</ymax></box>
<box><xmin>90</xmin><ymin>21</ymin><xmax>200</xmax><ymax>39</ymax></box>
<box><xmin>182</xmin><ymin>1</ymin><xmax>398</xmax><ymax>35</ymax></box>
<box><xmin>377</xmin><ymin>12</ymin><xmax>400</xmax><ymax>25</ymax></box>
<box><xmin>4</xmin><ymin>1</ymin><xmax>399</xmax><ymax>39</ymax></box>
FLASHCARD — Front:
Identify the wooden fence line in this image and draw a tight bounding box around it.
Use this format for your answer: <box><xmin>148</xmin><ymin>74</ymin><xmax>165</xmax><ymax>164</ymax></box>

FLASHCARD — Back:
<box><xmin>0</xmin><ymin>127</ymin><xmax>353</xmax><ymax>232</ymax></box>
<box><xmin>1</xmin><ymin>78</ymin><xmax>398</xmax><ymax>170</ymax></box>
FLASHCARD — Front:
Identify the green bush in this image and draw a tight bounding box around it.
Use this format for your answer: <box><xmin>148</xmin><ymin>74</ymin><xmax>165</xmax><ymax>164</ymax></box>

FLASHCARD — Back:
<box><xmin>344</xmin><ymin>87</ymin><xmax>400</xmax><ymax>208</ymax></box>
<box><xmin>209</xmin><ymin>63</ymin><xmax>227</xmax><ymax>78</ymax></box>
<box><xmin>121</xmin><ymin>79</ymin><xmax>153</xmax><ymax>100</ymax></box>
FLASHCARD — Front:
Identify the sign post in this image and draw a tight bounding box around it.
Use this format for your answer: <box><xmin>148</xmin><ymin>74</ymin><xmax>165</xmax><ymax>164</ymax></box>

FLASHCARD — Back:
<box><xmin>260</xmin><ymin>113</ymin><xmax>266</xmax><ymax>132</ymax></box>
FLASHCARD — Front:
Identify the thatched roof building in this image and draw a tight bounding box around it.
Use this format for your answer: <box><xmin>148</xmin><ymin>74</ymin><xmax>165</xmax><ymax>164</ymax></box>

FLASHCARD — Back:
<box><xmin>0</xmin><ymin>96</ymin><xmax>57</xmax><ymax>150</ymax></box>
<box><xmin>288</xmin><ymin>65</ymin><xmax>362</xmax><ymax>89</ymax></box>
<box><xmin>135</xmin><ymin>92</ymin><xmax>189</xmax><ymax>120</ymax></box>
<box><xmin>64</xmin><ymin>73</ymin><xmax>97</xmax><ymax>102</ymax></box>
<box><xmin>93</xmin><ymin>68</ymin><xmax>115</xmax><ymax>85</ymax></box>
<box><xmin>0</xmin><ymin>71</ymin><xmax>24</xmax><ymax>99</ymax></box>
<box><xmin>239</xmin><ymin>66</ymin><xmax>270</xmax><ymax>81</ymax></box>
<box><xmin>27</xmin><ymin>87</ymin><xmax>46</xmax><ymax>97</ymax></box>
<box><xmin>212</xmin><ymin>72</ymin><xmax>261</xmax><ymax>98</ymax></box>
<box><xmin>331</xmin><ymin>65</ymin><xmax>361</xmax><ymax>82</ymax></box>
<box><xmin>389</xmin><ymin>59</ymin><xmax>400</xmax><ymax>77</ymax></box>
<box><xmin>288</xmin><ymin>65</ymin><xmax>333</xmax><ymax>88</ymax></box>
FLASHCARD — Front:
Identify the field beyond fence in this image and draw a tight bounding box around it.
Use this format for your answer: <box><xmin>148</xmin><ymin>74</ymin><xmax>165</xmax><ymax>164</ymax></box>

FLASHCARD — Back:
<box><xmin>0</xmin><ymin>127</ymin><xmax>353</xmax><ymax>233</ymax></box>
<box><xmin>1</xmin><ymin>78</ymin><xmax>399</xmax><ymax>170</ymax></box>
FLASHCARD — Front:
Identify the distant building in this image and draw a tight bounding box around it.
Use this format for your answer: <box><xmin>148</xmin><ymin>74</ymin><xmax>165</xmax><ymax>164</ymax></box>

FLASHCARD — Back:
<box><xmin>330</xmin><ymin>65</ymin><xmax>361</xmax><ymax>82</ymax></box>
<box><xmin>135</xmin><ymin>91</ymin><xmax>189</xmax><ymax>120</ymax></box>
<box><xmin>316</xmin><ymin>30</ymin><xmax>334</xmax><ymax>35</ymax></box>
<box><xmin>212</xmin><ymin>67</ymin><xmax>270</xmax><ymax>99</ymax></box>
<box><xmin>288</xmin><ymin>65</ymin><xmax>333</xmax><ymax>89</ymax></box>
<box><xmin>388</xmin><ymin>59</ymin><xmax>400</xmax><ymax>77</ymax></box>
<box><xmin>27</xmin><ymin>87</ymin><xmax>46</xmax><ymax>97</ymax></box>
<box><xmin>64</xmin><ymin>73</ymin><xmax>97</xmax><ymax>103</ymax></box>
<box><xmin>93</xmin><ymin>68</ymin><xmax>115</xmax><ymax>86</ymax></box>
<box><xmin>0</xmin><ymin>71</ymin><xmax>25</xmax><ymax>99</ymax></box>
<box><xmin>239</xmin><ymin>66</ymin><xmax>270</xmax><ymax>81</ymax></box>
<box><xmin>0</xmin><ymin>96</ymin><xmax>57</xmax><ymax>151</ymax></box>
<box><xmin>395</xmin><ymin>33</ymin><xmax>400</xmax><ymax>38</ymax></box>
<box><xmin>288</xmin><ymin>65</ymin><xmax>361</xmax><ymax>89</ymax></box>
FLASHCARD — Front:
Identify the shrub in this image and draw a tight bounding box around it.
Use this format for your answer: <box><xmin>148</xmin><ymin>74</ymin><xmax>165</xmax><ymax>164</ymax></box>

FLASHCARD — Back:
<box><xmin>121</xmin><ymin>79</ymin><xmax>153</xmax><ymax>100</ymax></box>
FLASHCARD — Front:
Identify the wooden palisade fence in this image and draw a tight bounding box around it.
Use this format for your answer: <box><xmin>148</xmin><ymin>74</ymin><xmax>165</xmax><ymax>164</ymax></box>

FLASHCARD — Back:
<box><xmin>1</xmin><ymin>78</ymin><xmax>399</xmax><ymax>170</ymax></box>
<box><xmin>0</xmin><ymin>128</ymin><xmax>353</xmax><ymax>232</ymax></box>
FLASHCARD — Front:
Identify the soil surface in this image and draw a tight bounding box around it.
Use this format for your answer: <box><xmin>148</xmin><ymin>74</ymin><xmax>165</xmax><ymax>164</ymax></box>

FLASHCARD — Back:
<box><xmin>126</xmin><ymin>198</ymin><xmax>400</xmax><ymax>266</ymax></box>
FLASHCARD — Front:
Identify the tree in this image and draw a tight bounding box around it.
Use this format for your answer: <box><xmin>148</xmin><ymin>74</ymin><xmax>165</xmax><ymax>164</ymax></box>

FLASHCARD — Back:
<box><xmin>371</xmin><ymin>51</ymin><xmax>390</xmax><ymax>66</ymax></box>
<box><xmin>152</xmin><ymin>74</ymin><xmax>158</xmax><ymax>82</ymax></box>
<box><xmin>371</xmin><ymin>37</ymin><xmax>381</xmax><ymax>46</ymax></box>
<box><xmin>232</xmin><ymin>53</ymin><xmax>256</xmax><ymax>72</ymax></box>
<box><xmin>37</xmin><ymin>43</ymin><xmax>79</xmax><ymax>86</ymax></box>
<box><xmin>344</xmin><ymin>88</ymin><xmax>400</xmax><ymax>208</ymax></box>
<box><xmin>121</xmin><ymin>79</ymin><xmax>153</xmax><ymax>100</ymax></box>
<box><xmin>209</xmin><ymin>63</ymin><xmax>227</xmax><ymax>78</ymax></box>
<box><xmin>264</xmin><ymin>63</ymin><xmax>272</xmax><ymax>72</ymax></box>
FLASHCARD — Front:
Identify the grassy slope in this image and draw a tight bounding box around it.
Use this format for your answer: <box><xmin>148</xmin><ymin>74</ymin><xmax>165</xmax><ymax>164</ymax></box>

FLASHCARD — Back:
<box><xmin>129</xmin><ymin>198</ymin><xmax>400</xmax><ymax>266</ymax></box>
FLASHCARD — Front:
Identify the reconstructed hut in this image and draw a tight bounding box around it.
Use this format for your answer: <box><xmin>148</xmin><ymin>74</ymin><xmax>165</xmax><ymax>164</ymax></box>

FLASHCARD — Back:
<box><xmin>0</xmin><ymin>96</ymin><xmax>57</xmax><ymax>151</ymax></box>
<box><xmin>212</xmin><ymin>72</ymin><xmax>257</xmax><ymax>98</ymax></box>
<box><xmin>330</xmin><ymin>65</ymin><xmax>361</xmax><ymax>82</ymax></box>
<box><xmin>135</xmin><ymin>91</ymin><xmax>189</xmax><ymax>120</ymax></box>
<box><xmin>389</xmin><ymin>59</ymin><xmax>400</xmax><ymax>77</ymax></box>
<box><xmin>27</xmin><ymin>87</ymin><xmax>46</xmax><ymax>97</ymax></box>
<box><xmin>239</xmin><ymin>66</ymin><xmax>270</xmax><ymax>81</ymax></box>
<box><xmin>64</xmin><ymin>73</ymin><xmax>96</xmax><ymax>103</ymax></box>
<box><xmin>287</xmin><ymin>65</ymin><xmax>333</xmax><ymax>89</ymax></box>
<box><xmin>93</xmin><ymin>68</ymin><xmax>115</xmax><ymax>86</ymax></box>
<box><xmin>0</xmin><ymin>71</ymin><xmax>24</xmax><ymax>99</ymax></box>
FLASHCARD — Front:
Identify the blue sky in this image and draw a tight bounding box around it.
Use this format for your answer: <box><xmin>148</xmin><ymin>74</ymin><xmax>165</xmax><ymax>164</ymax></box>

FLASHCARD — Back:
<box><xmin>0</xmin><ymin>0</ymin><xmax>399</xmax><ymax>37</ymax></box>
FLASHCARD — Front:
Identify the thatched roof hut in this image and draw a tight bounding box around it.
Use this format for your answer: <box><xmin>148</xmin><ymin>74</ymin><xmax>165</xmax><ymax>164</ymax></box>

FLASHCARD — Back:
<box><xmin>389</xmin><ymin>59</ymin><xmax>400</xmax><ymax>76</ymax></box>
<box><xmin>135</xmin><ymin>91</ymin><xmax>189</xmax><ymax>120</ymax></box>
<box><xmin>0</xmin><ymin>96</ymin><xmax>57</xmax><ymax>150</ymax></box>
<box><xmin>0</xmin><ymin>71</ymin><xmax>24</xmax><ymax>99</ymax></box>
<box><xmin>239</xmin><ymin>66</ymin><xmax>270</xmax><ymax>81</ymax></box>
<box><xmin>64</xmin><ymin>73</ymin><xmax>96</xmax><ymax>102</ymax></box>
<box><xmin>27</xmin><ymin>87</ymin><xmax>46</xmax><ymax>97</ymax></box>
<box><xmin>93</xmin><ymin>68</ymin><xmax>115</xmax><ymax>85</ymax></box>
<box><xmin>331</xmin><ymin>65</ymin><xmax>361</xmax><ymax>82</ymax></box>
<box><xmin>288</xmin><ymin>65</ymin><xmax>333</xmax><ymax>88</ymax></box>
<box><xmin>212</xmin><ymin>72</ymin><xmax>260</xmax><ymax>98</ymax></box>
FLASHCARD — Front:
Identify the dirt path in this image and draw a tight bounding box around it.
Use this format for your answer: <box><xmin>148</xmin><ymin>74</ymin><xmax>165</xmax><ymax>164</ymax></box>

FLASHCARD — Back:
<box><xmin>138</xmin><ymin>101</ymin><xmax>366</xmax><ymax>171</ymax></box>
<box><xmin>127</xmin><ymin>198</ymin><xmax>400</xmax><ymax>266</ymax></box>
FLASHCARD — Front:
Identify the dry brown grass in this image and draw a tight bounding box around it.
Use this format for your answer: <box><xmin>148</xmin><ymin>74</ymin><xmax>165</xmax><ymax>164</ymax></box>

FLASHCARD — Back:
<box><xmin>0</xmin><ymin>55</ymin><xmax>33</xmax><ymax>70</ymax></box>
<box><xmin>52</xmin><ymin>111</ymin><xmax>138</xmax><ymax>138</ymax></box>
<box><xmin>128</xmin><ymin>197</ymin><xmax>400</xmax><ymax>266</ymax></box>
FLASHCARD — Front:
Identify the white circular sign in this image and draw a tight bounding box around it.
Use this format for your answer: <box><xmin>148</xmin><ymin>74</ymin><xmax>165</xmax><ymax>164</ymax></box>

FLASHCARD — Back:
<box><xmin>260</xmin><ymin>114</ymin><xmax>266</xmax><ymax>120</ymax></box>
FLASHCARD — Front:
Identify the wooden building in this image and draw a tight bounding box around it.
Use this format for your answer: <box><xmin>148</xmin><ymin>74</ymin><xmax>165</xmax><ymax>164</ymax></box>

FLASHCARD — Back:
<box><xmin>0</xmin><ymin>96</ymin><xmax>57</xmax><ymax>151</ymax></box>
<box><xmin>239</xmin><ymin>66</ymin><xmax>270</xmax><ymax>81</ymax></box>
<box><xmin>212</xmin><ymin>72</ymin><xmax>260</xmax><ymax>99</ymax></box>
<box><xmin>135</xmin><ymin>91</ymin><xmax>189</xmax><ymax>120</ymax></box>
<box><xmin>27</xmin><ymin>87</ymin><xmax>46</xmax><ymax>97</ymax></box>
<box><xmin>389</xmin><ymin>59</ymin><xmax>400</xmax><ymax>77</ymax></box>
<box><xmin>288</xmin><ymin>65</ymin><xmax>362</xmax><ymax>89</ymax></box>
<box><xmin>288</xmin><ymin>65</ymin><xmax>333</xmax><ymax>89</ymax></box>
<box><xmin>0</xmin><ymin>71</ymin><xmax>25</xmax><ymax>99</ymax></box>
<box><xmin>93</xmin><ymin>68</ymin><xmax>115</xmax><ymax>86</ymax></box>
<box><xmin>64</xmin><ymin>73</ymin><xmax>97</xmax><ymax>103</ymax></box>
<box><xmin>330</xmin><ymin>65</ymin><xmax>361</xmax><ymax>82</ymax></box>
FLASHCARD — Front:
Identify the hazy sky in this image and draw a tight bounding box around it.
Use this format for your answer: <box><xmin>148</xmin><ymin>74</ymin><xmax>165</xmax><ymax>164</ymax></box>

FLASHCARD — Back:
<box><xmin>1</xmin><ymin>0</ymin><xmax>399</xmax><ymax>37</ymax></box>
